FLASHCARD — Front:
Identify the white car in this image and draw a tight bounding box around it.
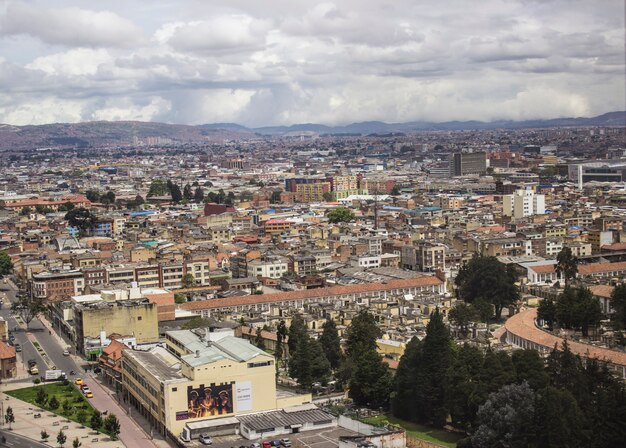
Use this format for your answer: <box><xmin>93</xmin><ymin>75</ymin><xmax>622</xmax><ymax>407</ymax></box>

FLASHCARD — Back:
<box><xmin>62</xmin><ymin>350</ymin><xmax>70</xmax><ymax>356</ymax></box>
<box><xmin>199</xmin><ymin>434</ymin><xmax>212</xmax><ymax>445</ymax></box>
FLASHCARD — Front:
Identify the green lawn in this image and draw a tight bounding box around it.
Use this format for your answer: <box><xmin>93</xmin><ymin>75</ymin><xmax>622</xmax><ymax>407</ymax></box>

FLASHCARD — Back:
<box><xmin>362</xmin><ymin>415</ymin><xmax>464</xmax><ymax>448</ymax></box>
<box><xmin>6</xmin><ymin>382</ymin><xmax>96</xmax><ymax>427</ymax></box>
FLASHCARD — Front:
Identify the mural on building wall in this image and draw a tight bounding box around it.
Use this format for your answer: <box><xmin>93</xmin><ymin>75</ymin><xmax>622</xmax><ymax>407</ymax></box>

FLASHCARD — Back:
<box><xmin>186</xmin><ymin>383</ymin><xmax>233</xmax><ymax>419</ymax></box>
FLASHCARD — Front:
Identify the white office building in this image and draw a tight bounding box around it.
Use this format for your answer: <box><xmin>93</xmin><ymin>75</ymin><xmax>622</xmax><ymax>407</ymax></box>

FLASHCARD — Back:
<box><xmin>503</xmin><ymin>189</ymin><xmax>546</xmax><ymax>219</ymax></box>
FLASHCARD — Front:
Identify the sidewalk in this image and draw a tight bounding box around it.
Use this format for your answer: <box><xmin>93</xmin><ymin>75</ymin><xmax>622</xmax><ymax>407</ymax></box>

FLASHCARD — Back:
<box><xmin>0</xmin><ymin>382</ymin><xmax>122</xmax><ymax>448</ymax></box>
<box><xmin>38</xmin><ymin>315</ymin><xmax>172</xmax><ymax>448</ymax></box>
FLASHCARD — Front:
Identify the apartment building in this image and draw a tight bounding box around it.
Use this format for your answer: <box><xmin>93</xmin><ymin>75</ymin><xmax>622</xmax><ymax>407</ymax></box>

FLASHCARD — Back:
<box><xmin>247</xmin><ymin>257</ymin><xmax>289</xmax><ymax>279</ymax></box>
<box><xmin>503</xmin><ymin>189</ymin><xmax>546</xmax><ymax>218</ymax></box>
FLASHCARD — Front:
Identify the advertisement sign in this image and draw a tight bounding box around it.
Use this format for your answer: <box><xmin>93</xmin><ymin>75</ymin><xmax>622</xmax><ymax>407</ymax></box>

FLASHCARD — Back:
<box><xmin>187</xmin><ymin>384</ymin><xmax>233</xmax><ymax>419</ymax></box>
<box><xmin>176</xmin><ymin>411</ymin><xmax>189</xmax><ymax>421</ymax></box>
<box><xmin>235</xmin><ymin>381</ymin><xmax>252</xmax><ymax>412</ymax></box>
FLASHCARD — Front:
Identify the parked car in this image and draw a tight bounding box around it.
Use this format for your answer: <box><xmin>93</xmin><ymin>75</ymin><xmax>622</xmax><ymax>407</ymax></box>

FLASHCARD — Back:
<box><xmin>270</xmin><ymin>441</ymin><xmax>282</xmax><ymax>447</ymax></box>
<box><xmin>280</xmin><ymin>439</ymin><xmax>292</xmax><ymax>447</ymax></box>
<box><xmin>75</xmin><ymin>378</ymin><xmax>83</xmax><ymax>385</ymax></box>
<box><xmin>249</xmin><ymin>443</ymin><xmax>261</xmax><ymax>448</ymax></box>
<box><xmin>62</xmin><ymin>350</ymin><xmax>70</xmax><ymax>356</ymax></box>
<box><xmin>84</xmin><ymin>391</ymin><xmax>93</xmax><ymax>399</ymax></box>
<box><xmin>80</xmin><ymin>384</ymin><xmax>89</xmax><ymax>390</ymax></box>
<box><xmin>199</xmin><ymin>434</ymin><xmax>212</xmax><ymax>445</ymax></box>
<box><xmin>14</xmin><ymin>343</ymin><xmax>21</xmax><ymax>352</ymax></box>
<box><xmin>262</xmin><ymin>442</ymin><xmax>272</xmax><ymax>448</ymax></box>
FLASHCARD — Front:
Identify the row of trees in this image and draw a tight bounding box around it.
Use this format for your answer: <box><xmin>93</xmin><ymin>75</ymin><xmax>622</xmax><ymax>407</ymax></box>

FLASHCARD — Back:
<box><xmin>284</xmin><ymin>311</ymin><xmax>393</xmax><ymax>409</ymax></box>
<box><xmin>85</xmin><ymin>190</ymin><xmax>116</xmax><ymax>205</ymax></box>
<box><xmin>392</xmin><ymin>310</ymin><xmax>626</xmax><ymax>447</ymax></box>
<box><xmin>538</xmin><ymin>285</ymin><xmax>602</xmax><ymax>336</ymax></box>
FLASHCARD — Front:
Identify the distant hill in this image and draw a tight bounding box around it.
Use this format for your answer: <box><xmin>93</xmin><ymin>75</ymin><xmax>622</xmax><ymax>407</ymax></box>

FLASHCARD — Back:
<box><xmin>0</xmin><ymin>111</ymin><xmax>623</xmax><ymax>150</ymax></box>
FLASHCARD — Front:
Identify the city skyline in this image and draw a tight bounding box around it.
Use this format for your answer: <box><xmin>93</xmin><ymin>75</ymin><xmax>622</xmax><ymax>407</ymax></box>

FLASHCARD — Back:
<box><xmin>0</xmin><ymin>0</ymin><xmax>624</xmax><ymax>127</ymax></box>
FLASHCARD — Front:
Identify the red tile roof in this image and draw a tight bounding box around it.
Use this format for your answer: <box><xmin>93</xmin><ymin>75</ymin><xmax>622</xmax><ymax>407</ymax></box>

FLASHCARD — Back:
<box><xmin>578</xmin><ymin>261</ymin><xmax>626</xmax><ymax>275</ymax></box>
<box><xmin>505</xmin><ymin>308</ymin><xmax>626</xmax><ymax>367</ymax></box>
<box><xmin>0</xmin><ymin>341</ymin><xmax>16</xmax><ymax>359</ymax></box>
<box><xmin>180</xmin><ymin>276</ymin><xmax>443</xmax><ymax>311</ymax></box>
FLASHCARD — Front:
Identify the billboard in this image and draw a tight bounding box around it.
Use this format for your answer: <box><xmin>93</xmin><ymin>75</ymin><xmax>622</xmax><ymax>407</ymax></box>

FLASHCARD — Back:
<box><xmin>187</xmin><ymin>384</ymin><xmax>233</xmax><ymax>419</ymax></box>
<box><xmin>235</xmin><ymin>381</ymin><xmax>252</xmax><ymax>412</ymax></box>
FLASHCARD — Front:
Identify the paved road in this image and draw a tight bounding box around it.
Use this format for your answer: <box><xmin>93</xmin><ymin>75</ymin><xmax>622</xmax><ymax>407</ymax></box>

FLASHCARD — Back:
<box><xmin>1</xmin><ymin>281</ymin><xmax>163</xmax><ymax>448</ymax></box>
<box><xmin>0</xmin><ymin>284</ymin><xmax>46</xmax><ymax>377</ymax></box>
<box><xmin>0</xmin><ymin>429</ymin><xmax>48</xmax><ymax>448</ymax></box>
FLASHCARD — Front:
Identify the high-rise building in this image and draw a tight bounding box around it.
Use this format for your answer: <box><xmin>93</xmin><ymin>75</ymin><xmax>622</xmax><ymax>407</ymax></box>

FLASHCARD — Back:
<box><xmin>503</xmin><ymin>189</ymin><xmax>546</xmax><ymax>219</ymax></box>
<box><xmin>448</xmin><ymin>152</ymin><xmax>487</xmax><ymax>177</ymax></box>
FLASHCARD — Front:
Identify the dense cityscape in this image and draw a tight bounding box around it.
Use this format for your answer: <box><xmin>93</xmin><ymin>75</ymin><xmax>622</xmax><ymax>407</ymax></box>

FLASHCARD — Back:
<box><xmin>0</xmin><ymin>118</ymin><xmax>625</xmax><ymax>448</ymax></box>
<box><xmin>1</xmin><ymin>0</ymin><xmax>625</xmax><ymax>447</ymax></box>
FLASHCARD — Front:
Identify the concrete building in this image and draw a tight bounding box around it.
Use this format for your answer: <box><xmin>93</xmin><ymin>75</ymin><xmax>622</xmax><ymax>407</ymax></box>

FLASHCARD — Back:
<box><xmin>122</xmin><ymin>327</ymin><xmax>314</xmax><ymax>442</ymax></box>
<box><xmin>247</xmin><ymin>257</ymin><xmax>289</xmax><ymax>279</ymax></box>
<box><xmin>449</xmin><ymin>152</ymin><xmax>487</xmax><ymax>177</ymax></box>
<box><xmin>73</xmin><ymin>294</ymin><xmax>159</xmax><ymax>356</ymax></box>
<box><xmin>503</xmin><ymin>189</ymin><xmax>546</xmax><ymax>218</ymax></box>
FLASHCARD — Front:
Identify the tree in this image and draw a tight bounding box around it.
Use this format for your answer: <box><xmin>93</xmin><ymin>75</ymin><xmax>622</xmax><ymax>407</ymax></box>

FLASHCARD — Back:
<box><xmin>390</xmin><ymin>185</ymin><xmax>401</xmax><ymax>196</ymax></box>
<box><xmin>392</xmin><ymin>336</ymin><xmax>423</xmax><ymax>422</ymax></box>
<box><xmin>62</xmin><ymin>399</ymin><xmax>72</xmax><ymax>415</ymax></box>
<box><xmin>90</xmin><ymin>410</ymin><xmax>102</xmax><ymax>430</ymax></box>
<box><xmin>327</xmin><ymin>207</ymin><xmax>355</xmax><ymax>224</ymax></box>
<box><xmin>511</xmin><ymin>349</ymin><xmax>548</xmax><ymax>391</ymax></box>
<box><xmin>349</xmin><ymin>348</ymin><xmax>393</xmax><ymax>408</ymax></box>
<box><xmin>287</xmin><ymin>314</ymin><xmax>307</xmax><ymax>357</ymax></box>
<box><xmin>0</xmin><ymin>251</ymin><xmax>13</xmax><ymax>278</ymax></box>
<box><xmin>270</xmin><ymin>190</ymin><xmax>282</xmax><ymax>203</ymax></box>
<box><xmin>76</xmin><ymin>409</ymin><xmax>87</xmax><ymax>425</ymax></box>
<box><xmin>446</xmin><ymin>344</ymin><xmax>484</xmax><ymax>430</ymax></box>
<box><xmin>57</xmin><ymin>429</ymin><xmax>67</xmax><ymax>447</ymax></box>
<box><xmin>289</xmin><ymin>335</ymin><xmax>331</xmax><ymax>390</ymax></box>
<box><xmin>193</xmin><ymin>187</ymin><xmax>204</xmax><ymax>203</ymax></box>
<box><xmin>345</xmin><ymin>310</ymin><xmax>380</xmax><ymax>359</ymax></box>
<box><xmin>35</xmin><ymin>388</ymin><xmax>49</xmax><ymax>407</ymax></box>
<box><xmin>64</xmin><ymin>207</ymin><xmax>96</xmax><ymax>235</ymax></box>
<box><xmin>147</xmin><ymin>179</ymin><xmax>168</xmax><ymax>197</ymax></box>
<box><xmin>556</xmin><ymin>247</ymin><xmax>578</xmax><ymax>285</ymax></box>
<box><xmin>16</xmin><ymin>294</ymin><xmax>46</xmax><ymax>329</ymax></box>
<box><xmin>319</xmin><ymin>319</ymin><xmax>342</xmax><ymax>369</ymax></box>
<box><xmin>174</xmin><ymin>293</ymin><xmax>187</xmax><ymax>304</ymax></box>
<box><xmin>170</xmin><ymin>184</ymin><xmax>183</xmax><ymax>203</ymax></box>
<box><xmin>20</xmin><ymin>206</ymin><xmax>32</xmax><ymax>216</ymax></box>
<box><xmin>471</xmin><ymin>382</ymin><xmax>536</xmax><ymax>448</ymax></box>
<box><xmin>103</xmin><ymin>414</ymin><xmax>121</xmax><ymax>440</ymax></box>
<box><xmin>182</xmin><ymin>316</ymin><xmax>210</xmax><ymax>330</ymax></box>
<box><xmin>41</xmin><ymin>430</ymin><xmax>50</xmax><ymax>441</ymax></box>
<box><xmin>413</xmin><ymin>308</ymin><xmax>454</xmax><ymax>427</ymax></box>
<box><xmin>454</xmin><ymin>255</ymin><xmax>520</xmax><ymax>319</ymax></box>
<box><xmin>4</xmin><ymin>406</ymin><xmax>14</xmax><ymax>429</ymax></box>
<box><xmin>85</xmin><ymin>190</ymin><xmax>100</xmax><ymax>202</ymax></box>
<box><xmin>556</xmin><ymin>286</ymin><xmax>602</xmax><ymax>337</ymax></box>
<box><xmin>183</xmin><ymin>183</ymin><xmax>193</xmax><ymax>201</ymax></box>
<box><xmin>538</xmin><ymin>297</ymin><xmax>557</xmax><ymax>330</ymax></box>
<box><xmin>534</xmin><ymin>386</ymin><xmax>588</xmax><ymax>448</ymax></box>
<box><xmin>72</xmin><ymin>436</ymin><xmax>82</xmax><ymax>448</ymax></box>
<box><xmin>322</xmin><ymin>192</ymin><xmax>334</xmax><ymax>202</ymax></box>
<box><xmin>610</xmin><ymin>283</ymin><xmax>626</xmax><ymax>330</ymax></box>
<box><xmin>254</xmin><ymin>327</ymin><xmax>265</xmax><ymax>350</ymax></box>
<box><xmin>58</xmin><ymin>201</ymin><xmax>75</xmax><ymax>212</ymax></box>
<box><xmin>105</xmin><ymin>191</ymin><xmax>115</xmax><ymax>204</ymax></box>
<box><xmin>48</xmin><ymin>396</ymin><xmax>60</xmax><ymax>410</ymax></box>
<box><xmin>449</xmin><ymin>302</ymin><xmax>478</xmax><ymax>338</ymax></box>
<box><xmin>275</xmin><ymin>320</ymin><xmax>287</xmax><ymax>364</ymax></box>
<box><xmin>181</xmin><ymin>273</ymin><xmax>196</xmax><ymax>289</ymax></box>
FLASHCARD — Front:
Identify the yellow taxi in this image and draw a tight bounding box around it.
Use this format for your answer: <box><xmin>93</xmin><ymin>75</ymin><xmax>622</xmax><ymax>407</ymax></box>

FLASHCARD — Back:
<box><xmin>75</xmin><ymin>378</ymin><xmax>83</xmax><ymax>385</ymax></box>
<box><xmin>84</xmin><ymin>391</ymin><xmax>93</xmax><ymax>398</ymax></box>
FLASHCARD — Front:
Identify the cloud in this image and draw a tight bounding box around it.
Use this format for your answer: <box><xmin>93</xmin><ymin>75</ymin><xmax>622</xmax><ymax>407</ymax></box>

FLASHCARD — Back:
<box><xmin>0</xmin><ymin>0</ymin><xmax>623</xmax><ymax>126</ymax></box>
<box><xmin>0</xmin><ymin>3</ymin><xmax>144</xmax><ymax>48</ymax></box>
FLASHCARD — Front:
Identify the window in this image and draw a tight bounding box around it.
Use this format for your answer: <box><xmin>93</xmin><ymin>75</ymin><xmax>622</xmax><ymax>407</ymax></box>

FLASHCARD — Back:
<box><xmin>137</xmin><ymin>316</ymin><xmax>142</xmax><ymax>321</ymax></box>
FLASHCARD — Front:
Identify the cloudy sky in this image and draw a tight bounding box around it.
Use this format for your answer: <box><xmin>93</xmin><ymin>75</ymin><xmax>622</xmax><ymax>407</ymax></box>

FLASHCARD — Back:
<box><xmin>0</xmin><ymin>0</ymin><xmax>624</xmax><ymax>127</ymax></box>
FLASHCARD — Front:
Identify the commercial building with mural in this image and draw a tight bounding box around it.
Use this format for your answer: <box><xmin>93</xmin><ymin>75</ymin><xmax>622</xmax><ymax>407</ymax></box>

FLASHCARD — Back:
<box><xmin>121</xmin><ymin>326</ymin><xmax>314</xmax><ymax>441</ymax></box>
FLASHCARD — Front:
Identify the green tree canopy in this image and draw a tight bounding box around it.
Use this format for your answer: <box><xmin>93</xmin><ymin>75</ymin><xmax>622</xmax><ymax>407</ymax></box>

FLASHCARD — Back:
<box><xmin>319</xmin><ymin>319</ymin><xmax>342</xmax><ymax>369</ymax></box>
<box><xmin>287</xmin><ymin>314</ymin><xmax>307</xmax><ymax>357</ymax></box>
<box><xmin>0</xmin><ymin>251</ymin><xmax>13</xmax><ymax>277</ymax></box>
<box><xmin>64</xmin><ymin>207</ymin><xmax>96</xmax><ymax>234</ymax></box>
<box><xmin>326</xmin><ymin>207</ymin><xmax>356</xmax><ymax>224</ymax></box>
<box><xmin>455</xmin><ymin>255</ymin><xmax>520</xmax><ymax>319</ymax></box>
<box><xmin>182</xmin><ymin>316</ymin><xmax>211</xmax><ymax>330</ymax></box>
<box><xmin>556</xmin><ymin>247</ymin><xmax>578</xmax><ymax>285</ymax></box>
<box><xmin>345</xmin><ymin>310</ymin><xmax>380</xmax><ymax>358</ymax></box>
<box><xmin>147</xmin><ymin>179</ymin><xmax>169</xmax><ymax>197</ymax></box>
<box><xmin>610</xmin><ymin>283</ymin><xmax>626</xmax><ymax>330</ymax></box>
<box><xmin>556</xmin><ymin>285</ymin><xmax>602</xmax><ymax>337</ymax></box>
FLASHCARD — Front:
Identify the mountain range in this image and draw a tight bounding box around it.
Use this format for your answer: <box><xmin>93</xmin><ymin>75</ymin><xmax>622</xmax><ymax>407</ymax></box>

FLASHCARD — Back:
<box><xmin>0</xmin><ymin>111</ymin><xmax>623</xmax><ymax>150</ymax></box>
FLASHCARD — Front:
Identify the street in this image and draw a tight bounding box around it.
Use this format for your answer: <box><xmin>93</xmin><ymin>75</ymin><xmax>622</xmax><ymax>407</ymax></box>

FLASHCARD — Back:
<box><xmin>0</xmin><ymin>429</ymin><xmax>49</xmax><ymax>448</ymax></box>
<box><xmin>0</xmin><ymin>280</ymin><xmax>166</xmax><ymax>448</ymax></box>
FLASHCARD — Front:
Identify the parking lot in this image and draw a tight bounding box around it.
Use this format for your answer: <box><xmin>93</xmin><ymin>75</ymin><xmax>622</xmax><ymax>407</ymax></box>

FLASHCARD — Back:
<box><xmin>184</xmin><ymin>427</ymin><xmax>360</xmax><ymax>448</ymax></box>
